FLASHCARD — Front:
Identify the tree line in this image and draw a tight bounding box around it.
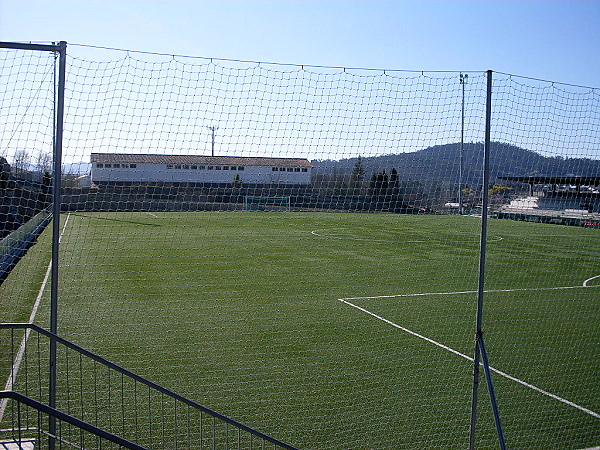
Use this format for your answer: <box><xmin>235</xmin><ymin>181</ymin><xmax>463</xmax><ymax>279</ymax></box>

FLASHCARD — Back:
<box><xmin>0</xmin><ymin>152</ymin><xmax>52</xmax><ymax>238</ymax></box>
<box><xmin>311</xmin><ymin>156</ymin><xmax>445</xmax><ymax>212</ymax></box>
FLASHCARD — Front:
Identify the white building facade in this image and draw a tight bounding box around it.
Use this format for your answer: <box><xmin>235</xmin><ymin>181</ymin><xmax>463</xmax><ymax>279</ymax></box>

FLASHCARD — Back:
<box><xmin>91</xmin><ymin>154</ymin><xmax>312</xmax><ymax>185</ymax></box>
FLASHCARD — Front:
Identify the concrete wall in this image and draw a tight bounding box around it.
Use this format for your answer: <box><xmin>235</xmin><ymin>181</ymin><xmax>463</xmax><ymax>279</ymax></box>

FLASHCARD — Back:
<box><xmin>92</xmin><ymin>162</ymin><xmax>311</xmax><ymax>185</ymax></box>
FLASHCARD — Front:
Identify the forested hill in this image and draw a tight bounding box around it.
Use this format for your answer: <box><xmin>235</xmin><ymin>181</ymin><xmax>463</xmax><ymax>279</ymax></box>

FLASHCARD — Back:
<box><xmin>312</xmin><ymin>142</ymin><xmax>600</xmax><ymax>188</ymax></box>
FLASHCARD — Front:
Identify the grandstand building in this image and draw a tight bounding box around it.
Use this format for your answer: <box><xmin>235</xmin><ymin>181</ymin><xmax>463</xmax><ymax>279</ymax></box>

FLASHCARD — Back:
<box><xmin>496</xmin><ymin>175</ymin><xmax>600</xmax><ymax>227</ymax></box>
<box><xmin>91</xmin><ymin>153</ymin><xmax>312</xmax><ymax>185</ymax></box>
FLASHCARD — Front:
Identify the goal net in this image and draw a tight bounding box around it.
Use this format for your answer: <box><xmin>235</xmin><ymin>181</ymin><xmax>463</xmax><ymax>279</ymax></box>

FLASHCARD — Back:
<box><xmin>243</xmin><ymin>196</ymin><xmax>291</xmax><ymax>212</ymax></box>
<box><xmin>1</xmin><ymin>43</ymin><xmax>599</xmax><ymax>450</ymax></box>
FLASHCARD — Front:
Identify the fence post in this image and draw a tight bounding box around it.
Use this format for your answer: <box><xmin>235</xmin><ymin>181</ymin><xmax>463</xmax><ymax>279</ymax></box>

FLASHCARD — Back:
<box><xmin>469</xmin><ymin>69</ymin><xmax>506</xmax><ymax>450</ymax></box>
<box><xmin>49</xmin><ymin>39</ymin><xmax>67</xmax><ymax>449</ymax></box>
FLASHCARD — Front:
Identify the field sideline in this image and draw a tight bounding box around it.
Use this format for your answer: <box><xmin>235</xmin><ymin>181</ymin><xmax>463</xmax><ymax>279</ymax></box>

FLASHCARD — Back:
<box><xmin>1</xmin><ymin>211</ymin><xmax>599</xmax><ymax>448</ymax></box>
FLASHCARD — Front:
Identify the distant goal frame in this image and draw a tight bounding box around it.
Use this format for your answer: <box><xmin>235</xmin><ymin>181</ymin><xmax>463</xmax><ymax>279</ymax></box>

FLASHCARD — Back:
<box><xmin>243</xmin><ymin>196</ymin><xmax>291</xmax><ymax>212</ymax></box>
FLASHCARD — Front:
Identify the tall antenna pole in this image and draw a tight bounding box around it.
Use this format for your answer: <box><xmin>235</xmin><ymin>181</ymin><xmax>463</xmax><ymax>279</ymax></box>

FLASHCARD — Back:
<box><xmin>207</xmin><ymin>126</ymin><xmax>219</xmax><ymax>157</ymax></box>
<box><xmin>459</xmin><ymin>73</ymin><xmax>468</xmax><ymax>215</ymax></box>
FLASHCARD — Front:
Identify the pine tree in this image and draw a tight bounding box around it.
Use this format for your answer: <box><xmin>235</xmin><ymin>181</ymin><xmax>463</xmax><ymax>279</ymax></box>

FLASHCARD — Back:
<box><xmin>389</xmin><ymin>168</ymin><xmax>399</xmax><ymax>196</ymax></box>
<box><xmin>369</xmin><ymin>170</ymin><xmax>389</xmax><ymax>210</ymax></box>
<box><xmin>349</xmin><ymin>156</ymin><xmax>365</xmax><ymax>193</ymax></box>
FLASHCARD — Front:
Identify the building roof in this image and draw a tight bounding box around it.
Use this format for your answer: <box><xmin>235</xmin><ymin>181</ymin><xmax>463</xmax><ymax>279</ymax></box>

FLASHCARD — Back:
<box><xmin>91</xmin><ymin>153</ymin><xmax>312</xmax><ymax>168</ymax></box>
<box><xmin>498</xmin><ymin>176</ymin><xmax>600</xmax><ymax>186</ymax></box>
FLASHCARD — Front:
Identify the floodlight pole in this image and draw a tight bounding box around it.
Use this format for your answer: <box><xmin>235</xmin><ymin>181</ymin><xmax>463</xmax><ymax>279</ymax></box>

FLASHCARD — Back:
<box><xmin>469</xmin><ymin>70</ymin><xmax>506</xmax><ymax>450</ymax></box>
<box><xmin>207</xmin><ymin>126</ymin><xmax>219</xmax><ymax>157</ymax></box>
<box><xmin>459</xmin><ymin>73</ymin><xmax>468</xmax><ymax>215</ymax></box>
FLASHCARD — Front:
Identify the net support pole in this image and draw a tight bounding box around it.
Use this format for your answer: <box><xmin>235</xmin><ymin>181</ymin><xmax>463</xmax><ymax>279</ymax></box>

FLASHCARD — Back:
<box><xmin>469</xmin><ymin>70</ymin><xmax>506</xmax><ymax>450</ymax></box>
<box><xmin>49</xmin><ymin>40</ymin><xmax>67</xmax><ymax>450</ymax></box>
<box><xmin>459</xmin><ymin>73</ymin><xmax>467</xmax><ymax>215</ymax></box>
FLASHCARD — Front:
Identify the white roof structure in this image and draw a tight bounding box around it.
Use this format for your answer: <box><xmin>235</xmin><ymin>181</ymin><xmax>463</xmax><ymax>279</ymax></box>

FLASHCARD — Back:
<box><xmin>91</xmin><ymin>153</ymin><xmax>312</xmax><ymax>168</ymax></box>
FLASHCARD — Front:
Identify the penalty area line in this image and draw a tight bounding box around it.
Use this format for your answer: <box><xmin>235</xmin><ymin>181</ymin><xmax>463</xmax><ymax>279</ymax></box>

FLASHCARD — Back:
<box><xmin>342</xmin><ymin>282</ymin><xmax>599</xmax><ymax>302</ymax></box>
<box><xmin>339</xmin><ymin>297</ymin><xmax>600</xmax><ymax>420</ymax></box>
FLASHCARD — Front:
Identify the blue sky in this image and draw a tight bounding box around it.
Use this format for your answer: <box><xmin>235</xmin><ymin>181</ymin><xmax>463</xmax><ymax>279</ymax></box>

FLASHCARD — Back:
<box><xmin>1</xmin><ymin>0</ymin><xmax>599</xmax><ymax>87</ymax></box>
<box><xmin>1</xmin><ymin>0</ymin><xmax>599</xmax><ymax>165</ymax></box>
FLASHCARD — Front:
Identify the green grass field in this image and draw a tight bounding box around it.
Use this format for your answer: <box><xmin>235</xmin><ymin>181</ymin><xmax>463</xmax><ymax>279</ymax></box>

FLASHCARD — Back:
<box><xmin>1</xmin><ymin>211</ymin><xmax>599</xmax><ymax>448</ymax></box>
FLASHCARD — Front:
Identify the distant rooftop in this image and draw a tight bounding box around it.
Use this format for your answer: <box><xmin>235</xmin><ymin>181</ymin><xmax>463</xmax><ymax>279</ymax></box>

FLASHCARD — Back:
<box><xmin>91</xmin><ymin>153</ymin><xmax>312</xmax><ymax>168</ymax></box>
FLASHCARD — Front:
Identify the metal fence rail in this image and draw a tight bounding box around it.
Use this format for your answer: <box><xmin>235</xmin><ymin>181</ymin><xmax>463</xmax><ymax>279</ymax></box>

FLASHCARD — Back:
<box><xmin>0</xmin><ymin>323</ymin><xmax>297</xmax><ymax>449</ymax></box>
<box><xmin>0</xmin><ymin>390</ymin><xmax>145</xmax><ymax>449</ymax></box>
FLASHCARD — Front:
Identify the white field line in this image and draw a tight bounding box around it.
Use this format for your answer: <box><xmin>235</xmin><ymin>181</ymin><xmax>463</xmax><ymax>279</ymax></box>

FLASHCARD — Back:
<box><xmin>310</xmin><ymin>229</ymin><xmax>503</xmax><ymax>243</ymax></box>
<box><xmin>339</xmin><ymin>290</ymin><xmax>600</xmax><ymax>420</ymax></box>
<box><xmin>583</xmin><ymin>275</ymin><xmax>600</xmax><ymax>287</ymax></box>
<box><xmin>146</xmin><ymin>211</ymin><xmax>158</xmax><ymax>218</ymax></box>
<box><xmin>0</xmin><ymin>213</ymin><xmax>71</xmax><ymax>422</ymax></box>
<box><xmin>339</xmin><ymin>298</ymin><xmax>473</xmax><ymax>362</ymax></box>
<box><xmin>310</xmin><ymin>229</ymin><xmax>427</xmax><ymax>243</ymax></box>
<box><xmin>342</xmin><ymin>283</ymin><xmax>598</xmax><ymax>301</ymax></box>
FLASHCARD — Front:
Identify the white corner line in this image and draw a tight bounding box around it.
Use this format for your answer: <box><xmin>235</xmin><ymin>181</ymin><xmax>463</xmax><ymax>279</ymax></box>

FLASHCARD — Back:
<box><xmin>339</xmin><ymin>296</ymin><xmax>600</xmax><ymax>420</ymax></box>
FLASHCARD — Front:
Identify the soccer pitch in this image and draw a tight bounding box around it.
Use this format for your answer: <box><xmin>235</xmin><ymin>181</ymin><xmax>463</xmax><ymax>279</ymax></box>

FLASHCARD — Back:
<box><xmin>2</xmin><ymin>211</ymin><xmax>599</xmax><ymax>448</ymax></box>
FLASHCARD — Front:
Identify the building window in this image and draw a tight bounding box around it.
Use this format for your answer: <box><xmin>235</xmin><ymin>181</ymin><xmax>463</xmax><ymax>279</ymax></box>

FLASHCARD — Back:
<box><xmin>223</xmin><ymin>166</ymin><xmax>229</xmax><ymax>170</ymax></box>
<box><xmin>272</xmin><ymin>167</ymin><xmax>278</xmax><ymax>171</ymax></box>
<box><xmin>130</xmin><ymin>164</ymin><xmax>137</xmax><ymax>168</ymax></box>
<box><xmin>96</xmin><ymin>163</ymin><xmax>104</xmax><ymax>168</ymax></box>
<box><xmin>279</xmin><ymin>167</ymin><xmax>285</xmax><ymax>171</ymax></box>
<box><xmin>207</xmin><ymin>166</ymin><xmax>214</xmax><ymax>170</ymax></box>
<box><xmin>294</xmin><ymin>168</ymin><xmax>300</xmax><ymax>172</ymax></box>
<box><xmin>238</xmin><ymin>166</ymin><xmax>245</xmax><ymax>171</ymax></box>
<box><xmin>215</xmin><ymin>166</ymin><xmax>221</xmax><ymax>170</ymax></box>
<box><xmin>199</xmin><ymin>165</ymin><xmax>206</xmax><ymax>170</ymax></box>
<box><xmin>183</xmin><ymin>165</ymin><xmax>189</xmax><ymax>169</ymax></box>
<box><xmin>287</xmin><ymin>168</ymin><xmax>293</xmax><ymax>172</ymax></box>
<box><xmin>167</xmin><ymin>164</ymin><xmax>173</xmax><ymax>169</ymax></box>
<box><xmin>105</xmin><ymin>164</ymin><xmax>112</xmax><ymax>168</ymax></box>
<box><xmin>301</xmin><ymin>168</ymin><xmax>308</xmax><ymax>172</ymax></box>
<box><xmin>191</xmin><ymin>165</ymin><xmax>197</xmax><ymax>170</ymax></box>
<box><xmin>175</xmin><ymin>165</ymin><xmax>181</xmax><ymax>169</ymax></box>
<box><xmin>113</xmin><ymin>164</ymin><xmax>121</xmax><ymax>168</ymax></box>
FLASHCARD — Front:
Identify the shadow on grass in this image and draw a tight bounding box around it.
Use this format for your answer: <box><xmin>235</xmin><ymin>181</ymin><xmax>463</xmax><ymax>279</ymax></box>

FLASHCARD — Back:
<box><xmin>71</xmin><ymin>213</ymin><xmax>161</xmax><ymax>227</ymax></box>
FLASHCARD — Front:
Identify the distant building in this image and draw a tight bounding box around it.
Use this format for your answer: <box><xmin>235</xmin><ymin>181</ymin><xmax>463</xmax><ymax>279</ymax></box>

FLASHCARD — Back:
<box><xmin>498</xmin><ymin>176</ymin><xmax>600</xmax><ymax>213</ymax></box>
<box><xmin>90</xmin><ymin>154</ymin><xmax>312</xmax><ymax>185</ymax></box>
<box><xmin>497</xmin><ymin>175</ymin><xmax>600</xmax><ymax>227</ymax></box>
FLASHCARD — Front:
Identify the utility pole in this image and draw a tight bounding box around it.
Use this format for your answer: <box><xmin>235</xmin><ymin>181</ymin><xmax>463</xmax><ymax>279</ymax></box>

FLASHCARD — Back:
<box><xmin>207</xmin><ymin>126</ymin><xmax>218</xmax><ymax>157</ymax></box>
<box><xmin>459</xmin><ymin>73</ymin><xmax>468</xmax><ymax>215</ymax></box>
